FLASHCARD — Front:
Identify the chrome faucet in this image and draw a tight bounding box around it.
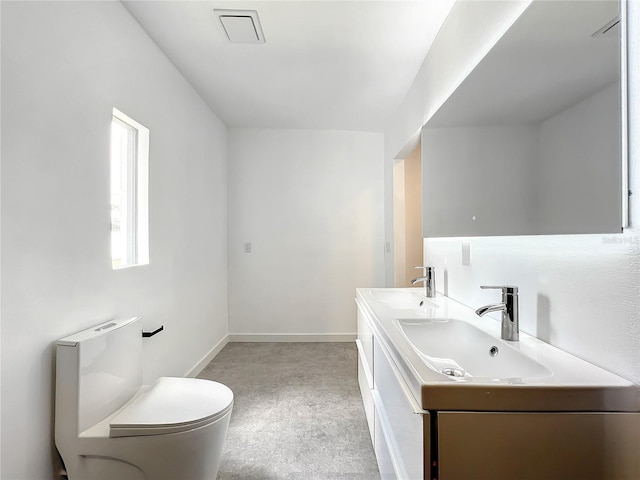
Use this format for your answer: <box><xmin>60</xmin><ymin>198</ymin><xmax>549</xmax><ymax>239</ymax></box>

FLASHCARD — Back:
<box><xmin>475</xmin><ymin>285</ymin><xmax>519</xmax><ymax>341</ymax></box>
<box><xmin>411</xmin><ymin>266</ymin><xmax>436</xmax><ymax>298</ymax></box>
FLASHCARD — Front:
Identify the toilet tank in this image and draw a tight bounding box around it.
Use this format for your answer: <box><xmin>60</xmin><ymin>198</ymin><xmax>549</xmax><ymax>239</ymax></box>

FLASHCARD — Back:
<box><xmin>56</xmin><ymin>317</ymin><xmax>143</xmax><ymax>433</ymax></box>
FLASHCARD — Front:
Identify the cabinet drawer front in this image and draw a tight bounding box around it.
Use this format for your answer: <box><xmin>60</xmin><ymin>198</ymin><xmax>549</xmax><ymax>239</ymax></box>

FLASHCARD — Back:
<box><xmin>358</xmin><ymin>353</ymin><xmax>375</xmax><ymax>444</ymax></box>
<box><xmin>374</xmin><ymin>338</ymin><xmax>425</xmax><ymax>480</ymax></box>
<box><xmin>438</xmin><ymin>412</ymin><xmax>640</xmax><ymax>480</ymax></box>
<box><xmin>374</xmin><ymin>408</ymin><xmax>398</xmax><ymax>480</ymax></box>
<box><xmin>357</xmin><ymin>300</ymin><xmax>374</xmax><ymax>382</ymax></box>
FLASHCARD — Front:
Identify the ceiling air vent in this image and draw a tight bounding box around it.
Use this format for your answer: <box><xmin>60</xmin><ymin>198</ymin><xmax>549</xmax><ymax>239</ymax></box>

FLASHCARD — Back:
<box><xmin>214</xmin><ymin>9</ymin><xmax>265</xmax><ymax>44</ymax></box>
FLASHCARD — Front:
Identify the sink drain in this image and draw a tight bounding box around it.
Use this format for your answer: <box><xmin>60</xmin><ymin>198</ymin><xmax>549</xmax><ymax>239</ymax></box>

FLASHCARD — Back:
<box><xmin>441</xmin><ymin>367</ymin><xmax>465</xmax><ymax>377</ymax></box>
<box><xmin>489</xmin><ymin>346</ymin><xmax>499</xmax><ymax>357</ymax></box>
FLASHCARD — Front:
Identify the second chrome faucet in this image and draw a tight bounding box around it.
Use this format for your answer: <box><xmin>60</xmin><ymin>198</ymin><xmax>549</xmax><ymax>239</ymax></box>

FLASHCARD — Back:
<box><xmin>475</xmin><ymin>285</ymin><xmax>519</xmax><ymax>341</ymax></box>
<box><xmin>411</xmin><ymin>266</ymin><xmax>436</xmax><ymax>298</ymax></box>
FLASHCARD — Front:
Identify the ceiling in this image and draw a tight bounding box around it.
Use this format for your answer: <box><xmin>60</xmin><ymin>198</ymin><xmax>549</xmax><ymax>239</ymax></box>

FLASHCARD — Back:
<box><xmin>122</xmin><ymin>1</ymin><xmax>452</xmax><ymax>132</ymax></box>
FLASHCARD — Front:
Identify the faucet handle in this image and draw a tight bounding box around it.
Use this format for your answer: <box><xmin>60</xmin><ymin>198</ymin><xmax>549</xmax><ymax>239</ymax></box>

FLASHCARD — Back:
<box><xmin>480</xmin><ymin>285</ymin><xmax>518</xmax><ymax>295</ymax></box>
<box><xmin>413</xmin><ymin>266</ymin><xmax>434</xmax><ymax>273</ymax></box>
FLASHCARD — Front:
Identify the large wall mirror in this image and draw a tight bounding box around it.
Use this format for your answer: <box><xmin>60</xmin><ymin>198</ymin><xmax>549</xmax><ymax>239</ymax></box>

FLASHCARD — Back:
<box><xmin>422</xmin><ymin>0</ymin><xmax>626</xmax><ymax>237</ymax></box>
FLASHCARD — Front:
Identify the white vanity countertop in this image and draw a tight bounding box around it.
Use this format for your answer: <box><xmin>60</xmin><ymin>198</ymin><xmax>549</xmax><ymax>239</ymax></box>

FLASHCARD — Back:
<box><xmin>356</xmin><ymin>288</ymin><xmax>640</xmax><ymax>412</ymax></box>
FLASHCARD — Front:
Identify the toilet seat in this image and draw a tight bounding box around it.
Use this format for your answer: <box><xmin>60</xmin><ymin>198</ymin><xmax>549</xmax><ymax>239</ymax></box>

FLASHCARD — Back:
<box><xmin>109</xmin><ymin>377</ymin><xmax>233</xmax><ymax>438</ymax></box>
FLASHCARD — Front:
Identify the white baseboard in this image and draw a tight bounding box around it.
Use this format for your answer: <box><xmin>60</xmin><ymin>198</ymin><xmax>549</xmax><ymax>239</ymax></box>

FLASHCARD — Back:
<box><xmin>186</xmin><ymin>334</ymin><xmax>229</xmax><ymax>378</ymax></box>
<box><xmin>227</xmin><ymin>333</ymin><xmax>356</xmax><ymax>343</ymax></box>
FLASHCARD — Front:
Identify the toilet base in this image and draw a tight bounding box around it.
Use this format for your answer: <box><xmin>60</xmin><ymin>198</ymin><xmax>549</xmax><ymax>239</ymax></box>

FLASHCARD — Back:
<box><xmin>60</xmin><ymin>410</ymin><xmax>231</xmax><ymax>480</ymax></box>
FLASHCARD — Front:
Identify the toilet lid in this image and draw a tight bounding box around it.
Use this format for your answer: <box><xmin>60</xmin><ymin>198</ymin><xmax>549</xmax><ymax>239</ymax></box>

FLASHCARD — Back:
<box><xmin>109</xmin><ymin>377</ymin><xmax>233</xmax><ymax>438</ymax></box>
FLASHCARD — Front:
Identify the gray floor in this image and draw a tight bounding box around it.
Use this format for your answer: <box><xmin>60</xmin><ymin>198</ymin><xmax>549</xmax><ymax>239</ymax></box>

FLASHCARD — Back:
<box><xmin>198</xmin><ymin>342</ymin><xmax>380</xmax><ymax>480</ymax></box>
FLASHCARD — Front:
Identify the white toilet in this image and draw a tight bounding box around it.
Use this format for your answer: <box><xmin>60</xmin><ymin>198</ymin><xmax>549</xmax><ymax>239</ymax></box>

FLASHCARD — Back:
<box><xmin>55</xmin><ymin>317</ymin><xmax>233</xmax><ymax>480</ymax></box>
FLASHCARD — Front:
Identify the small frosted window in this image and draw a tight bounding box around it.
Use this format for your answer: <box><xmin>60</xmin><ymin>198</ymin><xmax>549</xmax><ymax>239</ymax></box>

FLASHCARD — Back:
<box><xmin>110</xmin><ymin>108</ymin><xmax>149</xmax><ymax>269</ymax></box>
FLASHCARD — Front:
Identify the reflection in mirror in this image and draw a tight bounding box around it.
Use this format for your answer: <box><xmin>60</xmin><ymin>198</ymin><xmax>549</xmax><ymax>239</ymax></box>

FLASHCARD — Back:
<box><xmin>422</xmin><ymin>0</ymin><xmax>625</xmax><ymax>237</ymax></box>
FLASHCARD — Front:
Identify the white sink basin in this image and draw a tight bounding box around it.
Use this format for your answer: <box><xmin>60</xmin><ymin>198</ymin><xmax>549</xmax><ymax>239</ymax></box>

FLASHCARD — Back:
<box><xmin>358</xmin><ymin>287</ymin><xmax>639</xmax><ymax>411</ymax></box>
<box><xmin>396</xmin><ymin>318</ymin><xmax>552</xmax><ymax>381</ymax></box>
<box><xmin>371</xmin><ymin>289</ymin><xmax>437</xmax><ymax>310</ymax></box>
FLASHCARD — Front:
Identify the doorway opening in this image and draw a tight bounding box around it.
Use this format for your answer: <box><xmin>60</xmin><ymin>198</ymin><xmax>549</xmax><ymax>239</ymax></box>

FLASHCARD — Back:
<box><xmin>393</xmin><ymin>141</ymin><xmax>423</xmax><ymax>287</ymax></box>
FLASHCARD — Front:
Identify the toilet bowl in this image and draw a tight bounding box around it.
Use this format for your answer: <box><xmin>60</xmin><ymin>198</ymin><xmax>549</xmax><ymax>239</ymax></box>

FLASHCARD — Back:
<box><xmin>55</xmin><ymin>317</ymin><xmax>233</xmax><ymax>480</ymax></box>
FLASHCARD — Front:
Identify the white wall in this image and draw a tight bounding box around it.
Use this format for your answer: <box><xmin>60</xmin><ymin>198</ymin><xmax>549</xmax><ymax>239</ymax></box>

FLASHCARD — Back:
<box><xmin>1</xmin><ymin>2</ymin><xmax>228</xmax><ymax>479</ymax></box>
<box><xmin>424</xmin><ymin>234</ymin><xmax>640</xmax><ymax>384</ymax></box>
<box><xmin>414</xmin><ymin>1</ymin><xmax>640</xmax><ymax>386</ymax></box>
<box><xmin>227</xmin><ymin>129</ymin><xmax>385</xmax><ymax>339</ymax></box>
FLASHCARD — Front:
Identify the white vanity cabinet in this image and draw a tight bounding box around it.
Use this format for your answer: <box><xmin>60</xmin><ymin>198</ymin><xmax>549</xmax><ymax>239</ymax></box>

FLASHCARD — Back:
<box><xmin>373</xmin><ymin>338</ymin><xmax>427</xmax><ymax>480</ymax></box>
<box><xmin>356</xmin><ymin>301</ymin><xmax>375</xmax><ymax>443</ymax></box>
<box><xmin>356</xmin><ymin>298</ymin><xmax>430</xmax><ymax>480</ymax></box>
<box><xmin>355</xmin><ymin>290</ymin><xmax>640</xmax><ymax>480</ymax></box>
